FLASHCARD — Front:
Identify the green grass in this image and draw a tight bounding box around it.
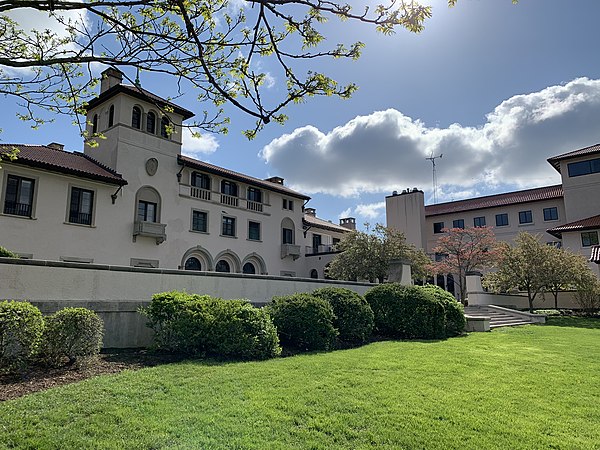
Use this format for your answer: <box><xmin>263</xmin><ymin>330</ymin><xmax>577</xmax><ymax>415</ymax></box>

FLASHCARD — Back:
<box><xmin>2</xmin><ymin>318</ymin><xmax>600</xmax><ymax>449</ymax></box>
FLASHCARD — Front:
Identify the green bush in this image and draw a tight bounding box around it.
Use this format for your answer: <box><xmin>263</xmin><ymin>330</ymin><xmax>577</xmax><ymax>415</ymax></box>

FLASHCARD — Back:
<box><xmin>422</xmin><ymin>285</ymin><xmax>466</xmax><ymax>337</ymax></box>
<box><xmin>42</xmin><ymin>308</ymin><xmax>104</xmax><ymax>366</ymax></box>
<box><xmin>312</xmin><ymin>287</ymin><xmax>374</xmax><ymax>345</ymax></box>
<box><xmin>365</xmin><ymin>284</ymin><xmax>446</xmax><ymax>340</ymax></box>
<box><xmin>0</xmin><ymin>246</ymin><xmax>19</xmax><ymax>258</ymax></box>
<box><xmin>268</xmin><ymin>293</ymin><xmax>337</xmax><ymax>351</ymax></box>
<box><xmin>142</xmin><ymin>292</ymin><xmax>281</xmax><ymax>360</ymax></box>
<box><xmin>0</xmin><ymin>300</ymin><xmax>44</xmax><ymax>373</ymax></box>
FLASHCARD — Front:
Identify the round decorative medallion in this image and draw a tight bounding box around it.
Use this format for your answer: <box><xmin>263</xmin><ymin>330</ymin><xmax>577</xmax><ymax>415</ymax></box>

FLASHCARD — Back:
<box><xmin>145</xmin><ymin>158</ymin><xmax>159</xmax><ymax>176</ymax></box>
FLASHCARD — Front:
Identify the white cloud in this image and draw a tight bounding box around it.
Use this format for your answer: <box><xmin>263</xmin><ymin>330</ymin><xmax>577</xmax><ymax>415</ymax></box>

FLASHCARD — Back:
<box><xmin>338</xmin><ymin>207</ymin><xmax>353</xmax><ymax>219</ymax></box>
<box><xmin>355</xmin><ymin>202</ymin><xmax>386</xmax><ymax>220</ymax></box>
<box><xmin>261</xmin><ymin>77</ymin><xmax>600</xmax><ymax>197</ymax></box>
<box><xmin>181</xmin><ymin>128</ymin><xmax>219</xmax><ymax>157</ymax></box>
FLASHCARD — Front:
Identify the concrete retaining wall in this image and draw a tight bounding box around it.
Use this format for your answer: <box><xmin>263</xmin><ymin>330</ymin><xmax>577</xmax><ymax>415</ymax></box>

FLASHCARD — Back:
<box><xmin>0</xmin><ymin>258</ymin><xmax>375</xmax><ymax>348</ymax></box>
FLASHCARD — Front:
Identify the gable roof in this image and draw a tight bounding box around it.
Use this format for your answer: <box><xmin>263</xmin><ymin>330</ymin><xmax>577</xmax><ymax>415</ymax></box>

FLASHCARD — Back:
<box><xmin>303</xmin><ymin>214</ymin><xmax>351</xmax><ymax>233</ymax></box>
<box><xmin>86</xmin><ymin>84</ymin><xmax>195</xmax><ymax>120</ymax></box>
<box><xmin>547</xmin><ymin>143</ymin><xmax>600</xmax><ymax>172</ymax></box>
<box><xmin>425</xmin><ymin>185</ymin><xmax>563</xmax><ymax>217</ymax></box>
<box><xmin>547</xmin><ymin>214</ymin><xmax>600</xmax><ymax>238</ymax></box>
<box><xmin>0</xmin><ymin>144</ymin><xmax>127</xmax><ymax>186</ymax></box>
<box><xmin>178</xmin><ymin>154</ymin><xmax>310</xmax><ymax>200</ymax></box>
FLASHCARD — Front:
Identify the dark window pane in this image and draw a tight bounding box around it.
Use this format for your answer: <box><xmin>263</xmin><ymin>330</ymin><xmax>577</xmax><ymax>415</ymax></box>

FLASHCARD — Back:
<box><xmin>453</xmin><ymin>219</ymin><xmax>464</xmax><ymax>229</ymax></box>
<box><xmin>160</xmin><ymin>116</ymin><xmax>169</xmax><ymax>138</ymax></box>
<box><xmin>221</xmin><ymin>181</ymin><xmax>238</xmax><ymax>197</ymax></box>
<box><xmin>69</xmin><ymin>187</ymin><xmax>94</xmax><ymax>225</ymax></box>
<box><xmin>519</xmin><ymin>210</ymin><xmax>533</xmax><ymax>224</ymax></box>
<box><xmin>92</xmin><ymin>114</ymin><xmax>98</xmax><ymax>133</ymax></box>
<box><xmin>192</xmin><ymin>211</ymin><xmax>207</xmax><ymax>232</ymax></box>
<box><xmin>282</xmin><ymin>227</ymin><xmax>293</xmax><ymax>244</ymax></box>
<box><xmin>248</xmin><ymin>187</ymin><xmax>262</xmax><ymax>203</ymax></box>
<box><xmin>147</xmin><ymin>112</ymin><xmax>156</xmax><ymax>133</ymax></box>
<box><xmin>184</xmin><ymin>257</ymin><xmax>201</xmax><ymax>271</ymax></box>
<box><xmin>248</xmin><ymin>221</ymin><xmax>261</xmax><ymax>240</ymax></box>
<box><xmin>592</xmin><ymin>158</ymin><xmax>600</xmax><ymax>174</ymax></box>
<box><xmin>4</xmin><ymin>175</ymin><xmax>35</xmax><ymax>217</ymax></box>
<box><xmin>138</xmin><ymin>200</ymin><xmax>157</xmax><ymax>222</ymax></box>
<box><xmin>108</xmin><ymin>105</ymin><xmax>114</xmax><ymax>127</ymax></box>
<box><xmin>496</xmin><ymin>214</ymin><xmax>509</xmax><ymax>226</ymax></box>
<box><xmin>433</xmin><ymin>222</ymin><xmax>444</xmax><ymax>234</ymax></box>
<box><xmin>582</xmin><ymin>232</ymin><xmax>599</xmax><ymax>247</ymax></box>
<box><xmin>568</xmin><ymin>160</ymin><xmax>592</xmax><ymax>177</ymax></box>
<box><xmin>474</xmin><ymin>216</ymin><xmax>486</xmax><ymax>227</ymax></box>
<box><xmin>310</xmin><ymin>269</ymin><xmax>318</xmax><ymax>279</ymax></box>
<box><xmin>192</xmin><ymin>172</ymin><xmax>211</xmax><ymax>190</ymax></box>
<box><xmin>216</xmin><ymin>260</ymin><xmax>230</xmax><ymax>272</ymax></box>
<box><xmin>543</xmin><ymin>207</ymin><xmax>558</xmax><ymax>221</ymax></box>
<box><xmin>132</xmin><ymin>107</ymin><xmax>141</xmax><ymax>129</ymax></box>
<box><xmin>222</xmin><ymin>217</ymin><xmax>235</xmax><ymax>236</ymax></box>
<box><xmin>243</xmin><ymin>263</ymin><xmax>256</xmax><ymax>274</ymax></box>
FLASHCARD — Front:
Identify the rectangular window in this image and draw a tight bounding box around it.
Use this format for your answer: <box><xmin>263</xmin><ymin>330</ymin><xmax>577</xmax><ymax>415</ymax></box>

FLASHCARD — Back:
<box><xmin>282</xmin><ymin>227</ymin><xmax>294</xmax><ymax>244</ymax></box>
<box><xmin>138</xmin><ymin>200</ymin><xmax>157</xmax><ymax>222</ymax></box>
<box><xmin>222</xmin><ymin>216</ymin><xmax>236</xmax><ymax>236</ymax></box>
<box><xmin>191</xmin><ymin>172</ymin><xmax>211</xmax><ymax>190</ymax></box>
<box><xmin>248</xmin><ymin>221</ymin><xmax>261</xmax><ymax>240</ymax></box>
<box><xmin>283</xmin><ymin>198</ymin><xmax>294</xmax><ymax>210</ymax></box>
<box><xmin>3</xmin><ymin>175</ymin><xmax>35</xmax><ymax>217</ymax></box>
<box><xmin>496</xmin><ymin>213</ymin><xmax>509</xmax><ymax>227</ymax></box>
<box><xmin>473</xmin><ymin>216</ymin><xmax>486</xmax><ymax>227</ymax></box>
<box><xmin>581</xmin><ymin>231</ymin><xmax>599</xmax><ymax>247</ymax></box>
<box><xmin>247</xmin><ymin>187</ymin><xmax>262</xmax><ymax>203</ymax></box>
<box><xmin>69</xmin><ymin>187</ymin><xmax>94</xmax><ymax>225</ymax></box>
<box><xmin>433</xmin><ymin>222</ymin><xmax>444</xmax><ymax>234</ymax></box>
<box><xmin>453</xmin><ymin>219</ymin><xmax>465</xmax><ymax>229</ymax></box>
<box><xmin>312</xmin><ymin>233</ymin><xmax>322</xmax><ymax>252</ymax></box>
<box><xmin>192</xmin><ymin>210</ymin><xmax>208</xmax><ymax>232</ymax></box>
<box><xmin>568</xmin><ymin>158</ymin><xmax>600</xmax><ymax>177</ymax></box>
<box><xmin>543</xmin><ymin>207</ymin><xmax>559</xmax><ymax>221</ymax></box>
<box><xmin>519</xmin><ymin>210</ymin><xmax>533</xmax><ymax>224</ymax></box>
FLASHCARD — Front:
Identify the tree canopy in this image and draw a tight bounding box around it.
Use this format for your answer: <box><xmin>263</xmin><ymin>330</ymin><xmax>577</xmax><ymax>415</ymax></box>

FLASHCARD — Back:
<box><xmin>0</xmin><ymin>0</ymin><xmax>457</xmax><ymax>139</ymax></box>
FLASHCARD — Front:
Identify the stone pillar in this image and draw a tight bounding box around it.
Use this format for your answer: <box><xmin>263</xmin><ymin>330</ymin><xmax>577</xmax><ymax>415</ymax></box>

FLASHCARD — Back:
<box><xmin>388</xmin><ymin>259</ymin><xmax>412</xmax><ymax>285</ymax></box>
<box><xmin>466</xmin><ymin>271</ymin><xmax>486</xmax><ymax>306</ymax></box>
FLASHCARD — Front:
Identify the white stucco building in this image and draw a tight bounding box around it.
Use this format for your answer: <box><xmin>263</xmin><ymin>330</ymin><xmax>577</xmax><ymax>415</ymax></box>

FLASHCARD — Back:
<box><xmin>386</xmin><ymin>143</ymin><xmax>600</xmax><ymax>289</ymax></box>
<box><xmin>0</xmin><ymin>69</ymin><xmax>355</xmax><ymax>278</ymax></box>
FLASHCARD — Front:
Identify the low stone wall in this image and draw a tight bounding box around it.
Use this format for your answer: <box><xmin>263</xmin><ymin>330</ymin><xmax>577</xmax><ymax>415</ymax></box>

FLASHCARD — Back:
<box><xmin>0</xmin><ymin>258</ymin><xmax>375</xmax><ymax>348</ymax></box>
<box><xmin>468</xmin><ymin>291</ymin><xmax>580</xmax><ymax>310</ymax></box>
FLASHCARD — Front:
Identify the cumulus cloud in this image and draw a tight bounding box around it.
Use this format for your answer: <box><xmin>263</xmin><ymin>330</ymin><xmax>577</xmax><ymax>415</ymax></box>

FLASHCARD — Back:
<box><xmin>355</xmin><ymin>202</ymin><xmax>386</xmax><ymax>220</ymax></box>
<box><xmin>181</xmin><ymin>128</ymin><xmax>219</xmax><ymax>157</ymax></box>
<box><xmin>261</xmin><ymin>78</ymin><xmax>600</xmax><ymax>197</ymax></box>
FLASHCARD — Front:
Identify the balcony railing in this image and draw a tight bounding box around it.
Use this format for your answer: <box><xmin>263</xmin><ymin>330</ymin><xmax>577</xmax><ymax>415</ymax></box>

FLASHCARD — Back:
<box><xmin>281</xmin><ymin>244</ymin><xmax>301</xmax><ymax>260</ymax></box>
<box><xmin>190</xmin><ymin>186</ymin><xmax>211</xmax><ymax>201</ymax></box>
<box><xmin>3</xmin><ymin>201</ymin><xmax>31</xmax><ymax>217</ymax></box>
<box><xmin>305</xmin><ymin>244</ymin><xmax>337</xmax><ymax>255</ymax></box>
<box><xmin>69</xmin><ymin>211</ymin><xmax>92</xmax><ymax>225</ymax></box>
<box><xmin>246</xmin><ymin>200</ymin><xmax>263</xmax><ymax>212</ymax></box>
<box><xmin>220</xmin><ymin>193</ymin><xmax>239</xmax><ymax>207</ymax></box>
<box><xmin>133</xmin><ymin>220</ymin><xmax>167</xmax><ymax>244</ymax></box>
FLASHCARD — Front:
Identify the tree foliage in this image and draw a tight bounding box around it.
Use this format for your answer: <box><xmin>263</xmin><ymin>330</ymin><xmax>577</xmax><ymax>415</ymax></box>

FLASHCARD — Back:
<box><xmin>327</xmin><ymin>224</ymin><xmax>428</xmax><ymax>283</ymax></box>
<box><xmin>430</xmin><ymin>226</ymin><xmax>499</xmax><ymax>302</ymax></box>
<box><xmin>0</xmin><ymin>0</ymin><xmax>457</xmax><ymax>138</ymax></box>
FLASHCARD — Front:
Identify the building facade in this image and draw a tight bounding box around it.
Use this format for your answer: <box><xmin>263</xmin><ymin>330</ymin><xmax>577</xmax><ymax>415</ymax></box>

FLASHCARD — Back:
<box><xmin>386</xmin><ymin>144</ymin><xmax>600</xmax><ymax>284</ymax></box>
<box><xmin>0</xmin><ymin>69</ymin><xmax>354</xmax><ymax>277</ymax></box>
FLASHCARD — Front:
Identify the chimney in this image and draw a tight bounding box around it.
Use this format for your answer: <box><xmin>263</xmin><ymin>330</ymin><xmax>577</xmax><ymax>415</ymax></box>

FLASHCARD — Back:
<box><xmin>265</xmin><ymin>176</ymin><xmax>284</xmax><ymax>185</ymax></box>
<box><xmin>339</xmin><ymin>217</ymin><xmax>356</xmax><ymax>231</ymax></box>
<box><xmin>305</xmin><ymin>207</ymin><xmax>316</xmax><ymax>216</ymax></box>
<box><xmin>100</xmin><ymin>68</ymin><xmax>124</xmax><ymax>93</ymax></box>
<box><xmin>47</xmin><ymin>142</ymin><xmax>64</xmax><ymax>151</ymax></box>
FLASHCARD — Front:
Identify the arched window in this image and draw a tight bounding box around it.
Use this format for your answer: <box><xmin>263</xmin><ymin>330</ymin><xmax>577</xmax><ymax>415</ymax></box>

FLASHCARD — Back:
<box><xmin>146</xmin><ymin>111</ymin><xmax>156</xmax><ymax>134</ymax></box>
<box><xmin>184</xmin><ymin>257</ymin><xmax>202</xmax><ymax>271</ymax></box>
<box><xmin>242</xmin><ymin>262</ymin><xmax>256</xmax><ymax>274</ymax></box>
<box><xmin>108</xmin><ymin>105</ymin><xmax>114</xmax><ymax>127</ymax></box>
<box><xmin>281</xmin><ymin>217</ymin><xmax>295</xmax><ymax>245</ymax></box>
<box><xmin>92</xmin><ymin>114</ymin><xmax>98</xmax><ymax>134</ymax></box>
<box><xmin>132</xmin><ymin>106</ymin><xmax>142</xmax><ymax>129</ymax></box>
<box><xmin>310</xmin><ymin>269</ymin><xmax>318</xmax><ymax>279</ymax></box>
<box><xmin>215</xmin><ymin>260</ymin><xmax>231</xmax><ymax>273</ymax></box>
<box><xmin>192</xmin><ymin>172</ymin><xmax>211</xmax><ymax>190</ymax></box>
<box><xmin>160</xmin><ymin>116</ymin><xmax>170</xmax><ymax>138</ymax></box>
<box><xmin>221</xmin><ymin>180</ymin><xmax>238</xmax><ymax>197</ymax></box>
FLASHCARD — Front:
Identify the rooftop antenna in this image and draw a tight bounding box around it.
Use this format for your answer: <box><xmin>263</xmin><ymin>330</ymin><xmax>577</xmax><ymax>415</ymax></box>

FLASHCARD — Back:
<box><xmin>426</xmin><ymin>152</ymin><xmax>443</xmax><ymax>204</ymax></box>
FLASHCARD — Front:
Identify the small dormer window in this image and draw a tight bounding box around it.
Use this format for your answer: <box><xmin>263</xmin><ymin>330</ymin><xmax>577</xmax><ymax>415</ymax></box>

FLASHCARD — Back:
<box><xmin>108</xmin><ymin>105</ymin><xmax>114</xmax><ymax>127</ymax></box>
<box><xmin>92</xmin><ymin>114</ymin><xmax>98</xmax><ymax>134</ymax></box>
<box><xmin>160</xmin><ymin>116</ymin><xmax>170</xmax><ymax>138</ymax></box>
<box><xmin>147</xmin><ymin>111</ymin><xmax>156</xmax><ymax>134</ymax></box>
<box><xmin>132</xmin><ymin>106</ymin><xmax>142</xmax><ymax>129</ymax></box>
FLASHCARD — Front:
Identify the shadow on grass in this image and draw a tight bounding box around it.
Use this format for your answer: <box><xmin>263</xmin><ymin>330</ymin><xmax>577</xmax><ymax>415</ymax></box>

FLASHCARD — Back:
<box><xmin>544</xmin><ymin>316</ymin><xmax>600</xmax><ymax>330</ymax></box>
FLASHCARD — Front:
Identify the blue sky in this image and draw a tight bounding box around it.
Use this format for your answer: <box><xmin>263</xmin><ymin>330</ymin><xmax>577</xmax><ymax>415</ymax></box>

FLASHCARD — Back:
<box><xmin>3</xmin><ymin>0</ymin><xmax>600</xmax><ymax>227</ymax></box>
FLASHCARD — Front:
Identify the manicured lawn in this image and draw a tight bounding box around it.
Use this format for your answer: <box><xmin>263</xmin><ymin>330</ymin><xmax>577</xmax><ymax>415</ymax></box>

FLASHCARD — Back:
<box><xmin>1</xmin><ymin>318</ymin><xmax>599</xmax><ymax>449</ymax></box>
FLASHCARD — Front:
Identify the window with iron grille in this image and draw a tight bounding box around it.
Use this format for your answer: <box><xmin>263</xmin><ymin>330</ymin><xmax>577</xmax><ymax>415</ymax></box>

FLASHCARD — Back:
<box><xmin>3</xmin><ymin>175</ymin><xmax>35</xmax><ymax>217</ymax></box>
<box><xmin>69</xmin><ymin>187</ymin><xmax>94</xmax><ymax>225</ymax></box>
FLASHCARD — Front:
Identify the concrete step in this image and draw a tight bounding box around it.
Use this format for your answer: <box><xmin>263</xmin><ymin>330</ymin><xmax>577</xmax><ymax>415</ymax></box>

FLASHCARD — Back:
<box><xmin>464</xmin><ymin>305</ymin><xmax>538</xmax><ymax>329</ymax></box>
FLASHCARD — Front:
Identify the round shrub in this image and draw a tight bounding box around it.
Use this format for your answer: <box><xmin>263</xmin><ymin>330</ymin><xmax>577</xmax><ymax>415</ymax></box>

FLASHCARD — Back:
<box><xmin>422</xmin><ymin>284</ymin><xmax>466</xmax><ymax>337</ymax></box>
<box><xmin>268</xmin><ymin>294</ymin><xmax>337</xmax><ymax>351</ymax></box>
<box><xmin>0</xmin><ymin>300</ymin><xmax>44</xmax><ymax>373</ymax></box>
<box><xmin>312</xmin><ymin>287</ymin><xmax>374</xmax><ymax>345</ymax></box>
<box><xmin>42</xmin><ymin>307</ymin><xmax>104</xmax><ymax>366</ymax></box>
<box><xmin>365</xmin><ymin>284</ymin><xmax>446</xmax><ymax>340</ymax></box>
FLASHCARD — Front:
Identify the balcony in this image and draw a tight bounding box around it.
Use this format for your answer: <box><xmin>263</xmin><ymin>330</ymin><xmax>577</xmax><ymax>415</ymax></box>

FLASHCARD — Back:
<box><xmin>133</xmin><ymin>221</ymin><xmax>167</xmax><ymax>244</ymax></box>
<box><xmin>246</xmin><ymin>200</ymin><xmax>263</xmax><ymax>212</ymax></box>
<box><xmin>305</xmin><ymin>244</ymin><xmax>337</xmax><ymax>255</ymax></box>
<box><xmin>220</xmin><ymin>193</ymin><xmax>239</xmax><ymax>207</ymax></box>
<box><xmin>281</xmin><ymin>244</ymin><xmax>301</xmax><ymax>260</ymax></box>
<box><xmin>190</xmin><ymin>186</ymin><xmax>211</xmax><ymax>201</ymax></box>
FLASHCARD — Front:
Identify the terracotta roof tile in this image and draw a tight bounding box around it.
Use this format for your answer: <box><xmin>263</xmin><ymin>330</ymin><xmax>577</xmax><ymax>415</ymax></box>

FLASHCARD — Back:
<box><xmin>547</xmin><ymin>143</ymin><xmax>600</xmax><ymax>172</ymax></box>
<box><xmin>303</xmin><ymin>214</ymin><xmax>350</xmax><ymax>233</ymax></box>
<box><xmin>0</xmin><ymin>144</ymin><xmax>127</xmax><ymax>185</ymax></box>
<box><xmin>547</xmin><ymin>214</ymin><xmax>600</xmax><ymax>238</ymax></box>
<box><xmin>178</xmin><ymin>154</ymin><xmax>310</xmax><ymax>200</ymax></box>
<box><xmin>425</xmin><ymin>185</ymin><xmax>563</xmax><ymax>217</ymax></box>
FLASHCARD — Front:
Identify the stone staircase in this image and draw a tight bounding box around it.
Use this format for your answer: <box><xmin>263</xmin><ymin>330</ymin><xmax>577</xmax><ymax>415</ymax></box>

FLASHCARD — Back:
<box><xmin>464</xmin><ymin>305</ymin><xmax>545</xmax><ymax>330</ymax></box>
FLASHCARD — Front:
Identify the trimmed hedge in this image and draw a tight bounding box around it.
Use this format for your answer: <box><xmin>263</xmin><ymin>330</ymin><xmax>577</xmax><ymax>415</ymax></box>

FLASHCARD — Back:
<box><xmin>365</xmin><ymin>284</ymin><xmax>446</xmax><ymax>340</ymax></box>
<box><xmin>268</xmin><ymin>293</ymin><xmax>338</xmax><ymax>352</ymax></box>
<box><xmin>42</xmin><ymin>307</ymin><xmax>104</xmax><ymax>366</ymax></box>
<box><xmin>422</xmin><ymin>284</ymin><xmax>466</xmax><ymax>337</ymax></box>
<box><xmin>0</xmin><ymin>300</ymin><xmax>44</xmax><ymax>373</ymax></box>
<box><xmin>142</xmin><ymin>292</ymin><xmax>281</xmax><ymax>360</ymax></box>
<box><xmin>312</xmin><ymin>287</ymin><xmax>374</xmax><ymax>345</ymax></box>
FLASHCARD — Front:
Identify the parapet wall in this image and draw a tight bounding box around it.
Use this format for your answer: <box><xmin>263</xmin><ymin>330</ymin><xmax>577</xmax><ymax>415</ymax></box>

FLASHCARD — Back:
<box><xmin>0</xmin><ymin>258</ymin><xmax>375</xmax><ymax>348</ymax></box>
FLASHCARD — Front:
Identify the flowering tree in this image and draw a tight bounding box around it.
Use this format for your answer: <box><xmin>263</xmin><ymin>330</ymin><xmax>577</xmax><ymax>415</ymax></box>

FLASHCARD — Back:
<box><xmin>430</xmin><ymin>226</ymin><xmax>499</xmax><ymax>303</ymax></box>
